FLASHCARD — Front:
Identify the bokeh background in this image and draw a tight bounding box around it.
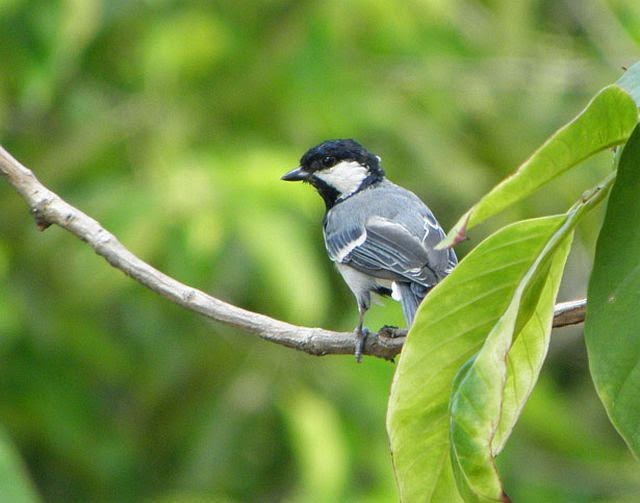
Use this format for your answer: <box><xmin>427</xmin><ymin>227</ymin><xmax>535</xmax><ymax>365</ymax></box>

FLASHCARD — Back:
<box><xmin>1</xmin><ymin>1</ymin><xmax>640</xmax><ymax>501</ymax></box>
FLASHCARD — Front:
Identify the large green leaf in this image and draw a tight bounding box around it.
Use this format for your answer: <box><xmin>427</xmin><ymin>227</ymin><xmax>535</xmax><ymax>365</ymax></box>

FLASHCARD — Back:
<box><xmin>449</xmin><ymin>234</ymin><xmax>573</xmax><ymax>502</ymax></box>
<box><xmin>438</xmin><ymin>85</ymin><xmax>637</xmax><ymax>249</ymax></box>
<box><xmin>491</xmin><ymin>239</ymin><xmax>568</xmax><ymax>453</ymax></box>
<box><xmin>388</xmin><ymin>177</ymin><xmax>613</xmax><ymax>502</ymax></box>
<box><xmin>585</xmin><ymin>123</ymin><xmax>640</xmax><ymax>458</ymax></box>
<box><xmin>388</xmin><ymin>216</ymin><xmax>561</xmax><ymax>503</ymax></box>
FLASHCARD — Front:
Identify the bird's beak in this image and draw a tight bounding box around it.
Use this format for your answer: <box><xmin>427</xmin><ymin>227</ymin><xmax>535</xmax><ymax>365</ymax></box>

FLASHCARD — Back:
<box><xmin>281</xmin><ymin>166</ymin><xmax>309</xmax><ymax>182</ymax></box>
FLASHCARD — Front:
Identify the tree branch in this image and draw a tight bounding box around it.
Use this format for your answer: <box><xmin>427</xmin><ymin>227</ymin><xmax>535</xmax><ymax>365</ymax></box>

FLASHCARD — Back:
<box><xmin>552</xmin><ymin>298</ymin><xmax>586</xmax><ymax>328</ymax></box>
<box><xmin>0</xmin><ymin>146</ymin><xmax>586</xmax><ymax>361</ymax></box>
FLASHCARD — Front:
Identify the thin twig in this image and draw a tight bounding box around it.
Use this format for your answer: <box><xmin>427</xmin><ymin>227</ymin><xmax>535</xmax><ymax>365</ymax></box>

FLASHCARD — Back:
<box><xmin>0</xmin><ymin>146</ymin><xmax>586</xmax><ymax>360</ymax></box>
<box><xmin>552</xmin><ymin>298</ymin><xmax>586</xmax><ymax>328</ymax></box>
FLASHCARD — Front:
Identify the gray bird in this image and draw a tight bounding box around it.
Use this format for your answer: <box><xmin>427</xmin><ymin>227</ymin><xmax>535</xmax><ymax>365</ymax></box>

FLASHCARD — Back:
<box><xmin>282</xmin><ymin>139</ymin><xmax>457</xmax><ymax>361</ymax></box>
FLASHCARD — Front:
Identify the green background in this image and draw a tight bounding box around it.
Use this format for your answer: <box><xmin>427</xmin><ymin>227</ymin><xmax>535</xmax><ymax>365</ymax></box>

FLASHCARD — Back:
<box><xmin>1</xmin><ymin>1</ymin><xmax>639</xmax><ymax>501</ymax></box>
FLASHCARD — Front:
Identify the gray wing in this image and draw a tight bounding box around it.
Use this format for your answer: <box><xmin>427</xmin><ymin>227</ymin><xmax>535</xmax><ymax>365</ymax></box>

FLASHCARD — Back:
<box><xmin>325</xmin><ymin>214</ymin><xmax>454</xmax><ymax>288</ymax></box>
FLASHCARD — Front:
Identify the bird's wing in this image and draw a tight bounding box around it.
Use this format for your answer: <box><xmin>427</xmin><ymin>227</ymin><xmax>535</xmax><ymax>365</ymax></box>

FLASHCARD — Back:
<box><xmin>422</xmin><ymin>210</ymin><xmax>458</xmax><ymax>274</ymax></box>
<box><xmin>325</xmin><ymin>215</ymin><xmax>449</xmax><ymax>287</ymax></box>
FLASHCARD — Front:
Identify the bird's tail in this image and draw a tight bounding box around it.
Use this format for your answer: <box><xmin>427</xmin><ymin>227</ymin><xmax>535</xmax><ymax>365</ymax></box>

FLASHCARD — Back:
<box><xmin>397</xmin><ymin>283</ymin><xmax>430</xmax><ymax>327</ymax></box>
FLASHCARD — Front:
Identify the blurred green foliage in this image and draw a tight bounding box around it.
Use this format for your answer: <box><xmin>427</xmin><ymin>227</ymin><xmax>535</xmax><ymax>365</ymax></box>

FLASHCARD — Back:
<box><xmin>1</xmin><ymin>0</ymin><xmax>640</xmax><ymax>501</ymax></box>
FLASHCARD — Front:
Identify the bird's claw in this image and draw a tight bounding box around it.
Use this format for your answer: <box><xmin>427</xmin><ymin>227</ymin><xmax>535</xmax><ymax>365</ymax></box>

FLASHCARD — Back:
<box><xmin>378</xmin><ymin>325</ymin><xmax>398</xmax><ymax>338</ymax></box>
<box><xmin>354</xmin><ymin>327</ymin><xmax>371</xmax><ymax>363</ymax></box>
<box><xmin>378</xmin><ymin>325</ymin><xmax>408</xmax><ymax>339</ymax></box>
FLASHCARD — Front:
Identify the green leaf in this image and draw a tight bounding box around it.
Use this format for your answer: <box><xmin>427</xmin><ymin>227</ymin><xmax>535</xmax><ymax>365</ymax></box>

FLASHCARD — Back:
<box><xmin>491</xmin><ymin>239</ymin><xmax>568</xmax><ymax>453</ymax></box>
<box><xmin>388</xmin><ymin>178</ymin><xmax>613</xmax><ymax>502</ymax></box>
<box><xmin>449</xmin><ymin>235</ymin><xmax>573</xmax><ymax>502</ymax></box>
<box><xmin>388</xmin><ymin>216</ymin><xmax>560</xmax><ymax>503</ymax></box>
<box><xmin>439</xmin><ymin>85</ymin><xmax>637</xmax><ymax>248</ymax></box>
<box><xmin>585</xmin><ymin>123</ymin><xmax>640</xmax><ymax>458</ymax></box>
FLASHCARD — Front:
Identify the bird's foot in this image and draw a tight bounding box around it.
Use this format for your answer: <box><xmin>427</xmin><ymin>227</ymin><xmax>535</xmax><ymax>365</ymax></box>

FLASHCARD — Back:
<box><xmin>354</xmin><ymin>327</ymin><xmax>370</xmax><ymax>363</ymax></box>
<box><xmin>378</xmin><ymin>325</ymin><xmax>408</xmax><ymax>339</ymax></box>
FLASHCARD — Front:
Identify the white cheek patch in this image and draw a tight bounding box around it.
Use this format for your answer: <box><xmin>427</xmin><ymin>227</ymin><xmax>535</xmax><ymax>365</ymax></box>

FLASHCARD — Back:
<box><xmin>315</xmin><ymin>161</ymin><xmax>369</xmax><ymax>197</ymax></box>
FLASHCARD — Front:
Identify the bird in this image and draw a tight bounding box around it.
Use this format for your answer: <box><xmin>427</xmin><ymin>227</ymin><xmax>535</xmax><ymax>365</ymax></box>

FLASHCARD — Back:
<box><xmin>282</xmin><ymin>139</ymin><xmax>457</xmax><ymax>361</ymax></box>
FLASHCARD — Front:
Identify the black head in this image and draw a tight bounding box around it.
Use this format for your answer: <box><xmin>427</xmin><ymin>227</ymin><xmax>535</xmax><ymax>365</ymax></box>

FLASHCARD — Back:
<box><xmin>282</xmin><ymin>139</ymin><xmax>385</xmax><ymax>209</ymax></box>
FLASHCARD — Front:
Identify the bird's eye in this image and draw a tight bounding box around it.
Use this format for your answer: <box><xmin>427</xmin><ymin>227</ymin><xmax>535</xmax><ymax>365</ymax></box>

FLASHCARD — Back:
<box><xmin>321</xmin><ymin>156</ymin><xmax>336</xmax><ymax>168</ymax></box>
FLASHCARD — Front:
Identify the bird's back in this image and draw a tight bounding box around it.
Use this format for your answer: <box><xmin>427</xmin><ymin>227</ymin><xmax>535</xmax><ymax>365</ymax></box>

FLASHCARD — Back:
<box><xmin>324</xmin><ymin>180</ymin><xmax>455</xmax><ymax>285</ymax></box>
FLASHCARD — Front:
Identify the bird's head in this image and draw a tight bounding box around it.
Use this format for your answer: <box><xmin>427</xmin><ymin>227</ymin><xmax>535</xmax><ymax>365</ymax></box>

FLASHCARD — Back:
<box><xmin>282</xmin><ymin>139</ymin><xmax>385</xmax><ymax>208</ymax></box>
